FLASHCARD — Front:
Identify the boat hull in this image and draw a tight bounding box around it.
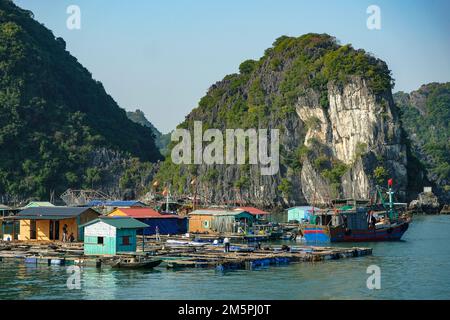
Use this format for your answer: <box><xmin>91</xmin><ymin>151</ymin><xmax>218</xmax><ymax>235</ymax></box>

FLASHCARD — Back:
<box><xmin>110</xmin><ymin>259</ymin><xmax>162</xmax><ymax>269</ymax></box>
<box><xmin>302</xmin><ymin>221</ymin><xmax>409</xmax><ymax>243</ymax></box>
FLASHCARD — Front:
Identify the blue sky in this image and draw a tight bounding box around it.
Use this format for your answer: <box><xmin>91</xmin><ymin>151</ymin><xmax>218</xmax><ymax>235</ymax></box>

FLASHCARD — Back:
<box><xmin>14</xmin><ymin>0</ymin><xmax>450</xmax><ymax>133</ymax></box>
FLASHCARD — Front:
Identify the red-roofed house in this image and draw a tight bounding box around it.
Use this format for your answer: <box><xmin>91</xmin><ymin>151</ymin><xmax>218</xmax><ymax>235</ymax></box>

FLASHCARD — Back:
<box><xmin>108</xmin><ymin>208</ymin><xmax>187</xmax><ymax>235</ymax></box>
<box><xmin>235</xmin><ymin>207</ymin><xmax>270</xmax><ymax>217</ymax></box>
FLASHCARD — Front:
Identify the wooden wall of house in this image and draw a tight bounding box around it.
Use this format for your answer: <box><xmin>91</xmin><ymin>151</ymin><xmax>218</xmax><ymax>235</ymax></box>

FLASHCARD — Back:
<box><xmin>84</xmin><ymin>235</ymin><xmax>116</xmax><ymax>255</ymax></box>
<box><xmin>84</xmin><ymin>221</ymin><xmax>117</xmax><ymax>255</ymax></box>
<box><xmin>19</xmin><ymin>220</ymin><xmax>31</xmax><ymax>241</ymax></box>
<box><xmin>79</xmin><ymin>210</ymin><xmax>100</xmax><ymax>224</ymax></box>
<box><xmin>17</xmin><ymin>209</ymin><xmax>98</xmax><ymax>242</ymax></box>
<box><xmin>78</xmin><ymin>210</ymin><xmax>101</xmax><ymax>241</ymax></box>
<box><xmin>188</xmin><ymin>215</ymin><xmax>214</xmax><ymax>233</ymax></box>
<box><xmin>59</xmin><ymin>218</ymin><xmax>78</xmax><ymax>240</ymax></box>
<box><xmin>19</xmin><ymin>217</ymin><xmax>86</xmax><ymax>241</ymax></box>
<box><xmin>36</xmin><ymin>220</ymin><xmax>51</xmax><ymax>240</ymax></box>
<box><xmin>116</xmin><ymin>229</ymin><xmax>137</xmax><ymax>253</ymax></box>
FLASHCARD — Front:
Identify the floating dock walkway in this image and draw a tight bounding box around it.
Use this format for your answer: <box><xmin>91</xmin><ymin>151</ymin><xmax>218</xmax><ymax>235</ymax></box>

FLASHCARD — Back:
<box><xmin>0</xmin><ymin>240</ymin><xmax>372</xmax><ymax>271</ymax></box>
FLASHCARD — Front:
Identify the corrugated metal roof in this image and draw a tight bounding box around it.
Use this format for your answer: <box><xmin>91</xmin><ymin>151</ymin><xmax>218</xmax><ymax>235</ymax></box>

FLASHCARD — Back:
<box><xmin>235</xmin><ymin>207</ymin><xmax>269</xmax><ymax>215</ymax></box>
<box><xmin>81</xmin><ymin>217</ymin><xmax>148</xmax><ymax>229</ymax></box>
<box><xmin>86</xmin><ymin>200</ymin><xmax>146</xmax><ymax>207</ymax></box>
<box><xmin>16</xmin><ymin>207</ymin><xmax>97</xmax><ymax>219</ymax></box>
<box><xmin>287</xmin><ymin>206</ymin><xmax>320</xmax><ymax>211</ymax></box>
<box><xmin>24</xmin><ymin>201</ymin><xmax>55</xmax><ymax>208</ymax></box>
<box><xmin>189</xmin><ymin>209</ymin><xmax>248</xmax><ymax>216</ymax></box>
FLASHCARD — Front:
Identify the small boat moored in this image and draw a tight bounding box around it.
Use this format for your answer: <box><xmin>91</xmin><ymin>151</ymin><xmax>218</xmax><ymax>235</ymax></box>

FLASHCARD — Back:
<box><xmin>107</xmin><ymin>256</ymin><xmax>162</xmax><ymax>269</ymax></box>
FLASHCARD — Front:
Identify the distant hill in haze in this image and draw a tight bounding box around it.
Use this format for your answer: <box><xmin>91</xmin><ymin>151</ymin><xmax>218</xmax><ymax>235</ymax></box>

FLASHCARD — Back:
<box><xmin>126</xmin><ymin>109</ymin><xmax>171</xmax><ymax>156</ymax></box>
<box><xmin>0</xmin><ymin>0</ymin><xmax>162</xmax><ymax>202</ymax></box>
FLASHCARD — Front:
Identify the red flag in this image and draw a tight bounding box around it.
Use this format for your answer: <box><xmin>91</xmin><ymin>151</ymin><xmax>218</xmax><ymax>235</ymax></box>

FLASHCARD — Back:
<box><xmin>388</xmin><ymin>178</ymin><xmax>393</xmax><ymax>187</ymax></box>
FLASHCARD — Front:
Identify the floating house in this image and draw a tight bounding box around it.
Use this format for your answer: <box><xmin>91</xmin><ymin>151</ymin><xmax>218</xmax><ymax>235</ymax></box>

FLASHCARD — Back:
<box><xmin>287</xmin><ymin>206</ymin><xmax>320</xmax><ymax>223</ymax></box>
<box><xmin>235</xmin><ymin>207</ymin><xmax>270</xmax><ymax>219</ymax></box>
<box><xmin>188</xmin><ymin>209</ymin><xmax>255</xmax><ymax>234</ymax></box>
<box><xmin>0</xmin><ymin>204</ymin><xmax>19</xmax><ymax>241</ymax></box>
<box><xmin>108</xmin><ymin>208</ymin><xmax>187</xmax><ymax>235</ymax></box>
<box><xmin>81</xmin><ymin>217</ymin><xmax>148</xmax><ymax>255</ymax></box>
<box><xmin>10</xmin><ymin>207</ymin><xmax>99</xmax><ymax>241</ymax></box>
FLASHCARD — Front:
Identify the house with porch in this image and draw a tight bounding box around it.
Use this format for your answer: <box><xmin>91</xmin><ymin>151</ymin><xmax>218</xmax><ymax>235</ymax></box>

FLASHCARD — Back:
<box><xmin>10</xmin><ymin>207</ymin><xmax>99</xmax><ymax>241</ymax></box>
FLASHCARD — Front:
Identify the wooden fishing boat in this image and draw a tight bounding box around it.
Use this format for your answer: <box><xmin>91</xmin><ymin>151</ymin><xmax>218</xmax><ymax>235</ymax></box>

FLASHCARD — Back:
<box><xmin>300</xmin><ymin>181</ymin><xmax>411</xmax><ymax>243</ymax></box>
<box><xmin>109</xmin><ymin>257</ymin><xmax>162</xmax><ymax>269</ymax></box>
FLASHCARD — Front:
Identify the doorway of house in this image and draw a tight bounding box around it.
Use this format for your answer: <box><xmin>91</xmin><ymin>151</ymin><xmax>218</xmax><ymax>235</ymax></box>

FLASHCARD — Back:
<box><xmin>49</xmin><ymin>220</ymin><xmax>60</xmax><ymax>240</ymax></box>
<box><xmin>30</xmin><ymin>220</ymin><xmax>37</xmax><ymax>240</ymax></box>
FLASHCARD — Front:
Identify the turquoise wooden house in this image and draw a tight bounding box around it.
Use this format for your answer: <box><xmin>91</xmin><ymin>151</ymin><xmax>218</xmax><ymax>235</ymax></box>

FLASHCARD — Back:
<box><xmin>81</xmin><ymin>217</ymin><xmax>148</xmax><ymax>256</ymax></box>
<box><xmin>287</xmin><ymin>206</ymin><xmax>320</xmax><ymax>223</ymax></box>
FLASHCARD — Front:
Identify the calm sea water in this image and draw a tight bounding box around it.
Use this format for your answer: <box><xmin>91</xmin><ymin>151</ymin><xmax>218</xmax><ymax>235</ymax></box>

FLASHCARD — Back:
<box><xmin>1</xmin><ymin>215</ymin><xmax>449</xmax><ymax>300</ymax></box>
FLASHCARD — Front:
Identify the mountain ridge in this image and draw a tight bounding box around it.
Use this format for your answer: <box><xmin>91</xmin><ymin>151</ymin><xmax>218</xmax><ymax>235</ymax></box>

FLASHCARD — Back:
<box><xmin>126</xmin><ymin>109</ymin><xmax>171</xmax><ymax>156</ymax></box>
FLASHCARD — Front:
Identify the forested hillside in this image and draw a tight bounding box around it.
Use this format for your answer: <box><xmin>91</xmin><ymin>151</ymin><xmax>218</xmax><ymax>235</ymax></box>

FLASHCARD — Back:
<box><xmin>0</xmin><ymin>0</ymin><xmax>161</xmax><ymax>202</ymax></box>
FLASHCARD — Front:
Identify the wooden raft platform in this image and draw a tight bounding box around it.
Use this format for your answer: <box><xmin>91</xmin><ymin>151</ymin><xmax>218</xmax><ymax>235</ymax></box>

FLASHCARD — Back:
<box><xmin>0</xmin><ymin>240</ymin><xmax>372</xmax><ymax>271</ymax></box>
<box><xmin>161</xmin><ymin>246</ymin><xmax>372</xmax><ymax>270</ymax></box>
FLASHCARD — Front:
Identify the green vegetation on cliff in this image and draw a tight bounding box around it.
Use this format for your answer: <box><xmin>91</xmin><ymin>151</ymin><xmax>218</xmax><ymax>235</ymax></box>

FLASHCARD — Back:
<box><xmin>395</xmin><ymin>83</ymin><xmax>450</xmax><ymax>192</ymax></box>
<box><xmin>0</xmin><ymin>1</ymin><xmax>161</xmax><ymax>200</ymax></box>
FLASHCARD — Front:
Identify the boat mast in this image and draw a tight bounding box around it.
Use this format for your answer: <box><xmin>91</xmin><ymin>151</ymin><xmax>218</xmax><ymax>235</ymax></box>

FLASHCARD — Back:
<box><xmin>387</xmin><ymin>178</ymin><xmax>396</xmax><ymax>220</ymax></box>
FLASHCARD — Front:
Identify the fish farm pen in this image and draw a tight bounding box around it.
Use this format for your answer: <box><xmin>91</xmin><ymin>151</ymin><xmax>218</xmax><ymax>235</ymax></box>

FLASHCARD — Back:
<box><xmin>0</xmin><ymin>238</ymin><xmax>372</xmax><ymax>271</ymax></box>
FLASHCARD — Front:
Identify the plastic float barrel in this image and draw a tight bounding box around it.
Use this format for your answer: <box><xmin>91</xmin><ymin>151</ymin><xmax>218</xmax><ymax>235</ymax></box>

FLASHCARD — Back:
<box><xmin>215</xmin><ymin>264</ymin><xmax>225</xmax><ymax>272</ymax></box>
<box><xmin>25</xmin><ymin>257</ymin><xmax>38</xmax><ymax>265</ymax></box>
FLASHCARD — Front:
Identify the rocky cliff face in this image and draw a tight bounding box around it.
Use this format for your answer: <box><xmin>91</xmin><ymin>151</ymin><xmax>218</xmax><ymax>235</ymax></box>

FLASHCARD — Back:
<box><xmin>297</xmin><ymin>78</ymin><xmax>408</xmax><ymax>203</ymax></box>
<box><xmin>156</xmin><ymin>34</ymin><xmax>411</xmax><ymax>208</ymax></box>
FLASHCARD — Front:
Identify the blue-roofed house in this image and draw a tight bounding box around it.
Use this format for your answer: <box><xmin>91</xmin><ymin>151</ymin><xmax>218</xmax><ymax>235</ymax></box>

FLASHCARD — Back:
<box><xmin>287</xmin><ymin>206</ymin><xmax>320</xmax><ymax>223</ymax></box>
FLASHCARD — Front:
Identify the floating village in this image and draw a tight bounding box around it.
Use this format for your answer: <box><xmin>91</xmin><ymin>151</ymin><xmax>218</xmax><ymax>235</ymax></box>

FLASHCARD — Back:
<box><xmin>0</xmin><ymin>181</ymin><xmax>447</xmax><ymax>272</ymax></box>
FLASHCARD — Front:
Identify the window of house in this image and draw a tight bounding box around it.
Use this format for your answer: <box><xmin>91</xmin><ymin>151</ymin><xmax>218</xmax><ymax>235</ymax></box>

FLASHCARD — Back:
<box><xmin>97</xmin><ymin>236</ymin><xmax>104</xmax><ymax>244</ymax></box>
<box><xmin>203</xmin><ymin>220</ymin><xmax>210</xmax><ymax>229</ymax></box>
<box><xmin>122</xmin><ymin>236</ymin><xmax>130</xmax><ymax>245</ymax></box>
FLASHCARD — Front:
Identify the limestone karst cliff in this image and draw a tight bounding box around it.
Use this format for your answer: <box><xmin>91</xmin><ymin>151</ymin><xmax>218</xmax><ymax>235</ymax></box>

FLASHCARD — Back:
<box><xmin>155</xmin><ymin>34</ymin><xmax>412</xmax><ymax>207</ymax></box>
